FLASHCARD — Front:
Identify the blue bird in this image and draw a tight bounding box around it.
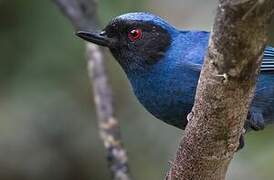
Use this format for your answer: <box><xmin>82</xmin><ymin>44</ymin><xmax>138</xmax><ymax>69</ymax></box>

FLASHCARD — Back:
<box><xmin>77</xmin><ymin>12</ymin><xmax>274</xmax><ymax>147</ymax></box>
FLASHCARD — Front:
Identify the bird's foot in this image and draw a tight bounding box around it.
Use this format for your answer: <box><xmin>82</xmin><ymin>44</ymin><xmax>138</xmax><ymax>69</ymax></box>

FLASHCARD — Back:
<box><xmin>238</xmin><ymin>111</ymin><xmax>265</xmax><ymax>150</ymax></box>
<box><xmin>245</xmin><ymin>111</ymin><xmax>265</xmax><ymax>131</ymax></box>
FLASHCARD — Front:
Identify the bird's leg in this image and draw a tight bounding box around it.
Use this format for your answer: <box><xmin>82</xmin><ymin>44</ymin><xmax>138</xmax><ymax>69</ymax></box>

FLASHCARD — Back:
<box><xmin>238</xmin><ymin>110</ymin><xmax>265</xmax><ymax>150</ymax></box>
<box><xmin>245</xmin><ymin>110</ymin><xmax>265</xmax><ymax>131</ymax></box>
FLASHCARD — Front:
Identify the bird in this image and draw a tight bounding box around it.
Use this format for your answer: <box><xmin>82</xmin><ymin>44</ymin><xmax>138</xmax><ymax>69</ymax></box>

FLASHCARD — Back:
<box><xmin>76</xmin><ymin>12</ymin><xmax>274</xmax><ymax>148</ymax></box>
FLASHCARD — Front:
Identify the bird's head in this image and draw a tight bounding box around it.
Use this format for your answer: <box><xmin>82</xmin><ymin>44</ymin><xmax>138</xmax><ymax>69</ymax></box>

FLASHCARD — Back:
<box><xmin>76</xmin><ymin>12</ymin><xmax>178</xmax><ymax>74</ymax></box>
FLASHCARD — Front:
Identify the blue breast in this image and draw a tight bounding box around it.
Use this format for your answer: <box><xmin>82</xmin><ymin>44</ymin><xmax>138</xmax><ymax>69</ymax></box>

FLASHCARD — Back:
<box><xmin>126</xmin><ymin>31</ymin><xmax>209</xmax><ymax>128</ymax></box>
<box><xmin>126</xmin><ymin>30</ymin><xmax>274</xmax><ymax>129</ymax></box>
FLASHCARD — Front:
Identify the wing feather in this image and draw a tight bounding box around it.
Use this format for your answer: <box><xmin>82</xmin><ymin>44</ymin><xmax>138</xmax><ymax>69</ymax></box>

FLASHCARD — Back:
<box><xmin>261</xmin><ymin>46</ymin><xmax>274</xmax><ymax>72</ymax></box>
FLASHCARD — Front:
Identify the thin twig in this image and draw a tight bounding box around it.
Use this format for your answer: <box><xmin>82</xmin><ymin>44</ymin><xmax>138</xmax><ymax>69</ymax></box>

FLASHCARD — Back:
<box><xmin>53</xmin><ymin>1</ymin><xmax>132</xmax><ymax>180</ymax></box>
<box><xmin>86</xmin><ymin>43</ymin><xmax>131</xmax><ymax>180</ymax></box>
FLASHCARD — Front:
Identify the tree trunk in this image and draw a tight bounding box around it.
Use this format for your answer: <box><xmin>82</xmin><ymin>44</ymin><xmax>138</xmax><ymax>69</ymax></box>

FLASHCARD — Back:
<box><xmin>167</xmin><ymin>0</ymin><xmax>274</xmax><ymax>179</ymax></box>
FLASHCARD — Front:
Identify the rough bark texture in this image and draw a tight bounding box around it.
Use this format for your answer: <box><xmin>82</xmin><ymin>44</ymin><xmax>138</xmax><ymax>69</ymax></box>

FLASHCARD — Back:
<box><xmin>53</xmin><ymin>1</ymin><xmax>132</xmax><ymax>180</ymax></box>
<box><xmin>167</xmin><ymin>0</ymin><xmax>274</xmax><ymax>180</ymax></box>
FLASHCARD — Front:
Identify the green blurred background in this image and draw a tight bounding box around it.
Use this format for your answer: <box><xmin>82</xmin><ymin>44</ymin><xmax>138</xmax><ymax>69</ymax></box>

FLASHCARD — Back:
<box><xmin>0</xmin><ymin>0</ymin><xmax>274</xmax><ymax>179</ymax></box>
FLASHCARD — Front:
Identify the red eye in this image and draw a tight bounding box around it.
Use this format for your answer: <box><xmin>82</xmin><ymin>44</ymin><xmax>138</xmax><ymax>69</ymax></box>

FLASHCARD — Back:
<box><xmin>128</xmin><ymin>29</ymin><xmax>142</xmax><ymax>42</ymax></box>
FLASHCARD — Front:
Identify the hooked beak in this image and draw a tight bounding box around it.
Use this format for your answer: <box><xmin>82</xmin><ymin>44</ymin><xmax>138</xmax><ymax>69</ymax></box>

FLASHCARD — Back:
<box><xmin>76</xmin><ymin>31</ymin><xmax>110</xmax><ymax>47</ymax></box>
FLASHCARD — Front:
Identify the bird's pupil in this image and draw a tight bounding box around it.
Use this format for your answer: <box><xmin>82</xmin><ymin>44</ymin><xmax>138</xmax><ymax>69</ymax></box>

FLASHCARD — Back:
<box><xmin>132</xmin><ymin>31</ymin><xmax>137</xmax><ymax>36</ymax></box>
<box><xmin>128</xmin><ymin>29</ymin><xmax>142</xmax><ymax>41</ymax></box>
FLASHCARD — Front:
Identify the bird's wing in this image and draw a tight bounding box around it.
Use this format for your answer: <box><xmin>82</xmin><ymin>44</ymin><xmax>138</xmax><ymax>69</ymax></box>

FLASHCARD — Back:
<box><xmin>188</xmin><ymin>46</ymin><xmax>274</xmax><ymax>73</ymax></box>
<box><xmin>261</xmin><ymin>46</ymin><xmax>274</xmax><ymax>72</ymax></box>
<box><xmin>187</xmin><ymin>62</ymin><xmax>202</xmax><ymax>72</ymax></box>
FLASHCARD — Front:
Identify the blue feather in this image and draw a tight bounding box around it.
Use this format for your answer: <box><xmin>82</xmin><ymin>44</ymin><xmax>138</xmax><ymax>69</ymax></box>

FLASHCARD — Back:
<box><xmin>262</xmin><ymin>46</ymin><xmax>274</xmax><ymax>72</ymax></box>
<box><xmin>77</xmin><ymin>12</ymin><xmax>274</xmax><ymax>133</ymax></box>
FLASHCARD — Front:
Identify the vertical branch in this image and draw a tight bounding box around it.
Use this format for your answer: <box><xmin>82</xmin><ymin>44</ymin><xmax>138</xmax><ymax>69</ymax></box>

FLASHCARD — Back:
<box><xmin>167</xmin><ymin>0</ymin><xmax>274</xmax><ymax>179</ymax></box>
<box><xmin>53</xmin><ymin>1</ymin><xmax>132</xmax><ymax>180</ymax></box>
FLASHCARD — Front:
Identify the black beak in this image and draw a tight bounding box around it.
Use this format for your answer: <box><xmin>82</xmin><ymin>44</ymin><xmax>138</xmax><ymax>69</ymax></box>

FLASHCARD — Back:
<box><xmin>76</xmin><ymin>31</ymin><xmax>110</xmax><ymax>47</ymax></box>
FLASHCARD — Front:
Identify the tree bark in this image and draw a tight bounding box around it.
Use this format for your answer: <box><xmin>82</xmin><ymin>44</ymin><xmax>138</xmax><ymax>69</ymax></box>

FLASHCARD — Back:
<box><xmin>167</xmin><ymin>0</ymin><xmax>274</xmax><ymax>179</ymax></box>
<box><xmin>53</xmin><ymin>1</ymin><xmax>132</xmax><ymax>180</ymax></box>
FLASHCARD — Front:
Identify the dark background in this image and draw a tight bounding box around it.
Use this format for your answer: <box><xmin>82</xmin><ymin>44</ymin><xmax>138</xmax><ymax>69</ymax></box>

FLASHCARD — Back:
<box><xmin>0</xmin><ymin>0</ymin><xmax>274</xmax><ymax>179</ymax></box>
